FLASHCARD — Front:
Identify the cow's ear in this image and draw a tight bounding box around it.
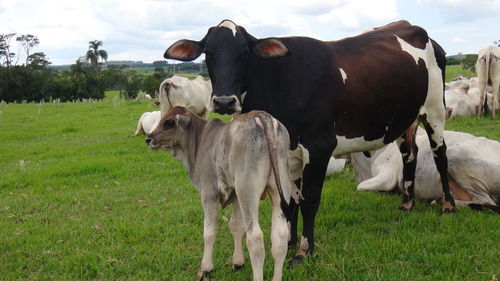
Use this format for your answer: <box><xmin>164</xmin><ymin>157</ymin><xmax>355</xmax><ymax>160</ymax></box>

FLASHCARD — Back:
<box><xmin>175</xmin><ymin>114</ymin><xmax>191</xmax><ymax>128</ymax></box>
<box><xmin>253</xmin><ymin>38</ymin><xmax>289</xmax><ymax>58</ymax></box>
<box><xmin>164</xmin><ymin>39</ymin><xmax>203</xmax><ymax>61</ymax></box>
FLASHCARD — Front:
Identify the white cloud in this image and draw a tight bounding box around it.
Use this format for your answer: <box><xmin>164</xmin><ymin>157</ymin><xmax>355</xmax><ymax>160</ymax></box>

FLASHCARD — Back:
<box><xmin>418</xmin><ymin>0</ymin><xmax>500</xmax><ymax>23</ymax></box>
<box><xmin>0</xmin><ymin>0</ymin><xmax>498</xmax><ymax>64</ymax></box>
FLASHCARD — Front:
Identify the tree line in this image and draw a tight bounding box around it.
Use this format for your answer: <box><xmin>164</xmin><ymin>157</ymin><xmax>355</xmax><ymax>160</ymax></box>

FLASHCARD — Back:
<box><xmin>0</xmin><ymin>34</ymin><xmax>195</xmax><ymax>103</ymax></box>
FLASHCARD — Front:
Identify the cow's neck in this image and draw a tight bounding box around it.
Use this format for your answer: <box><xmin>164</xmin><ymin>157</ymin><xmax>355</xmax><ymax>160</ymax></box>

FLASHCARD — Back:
<box><xmin>175</xmin><ymin>117</ymin><xmax>207</xmax><ymax>178</ymax></box>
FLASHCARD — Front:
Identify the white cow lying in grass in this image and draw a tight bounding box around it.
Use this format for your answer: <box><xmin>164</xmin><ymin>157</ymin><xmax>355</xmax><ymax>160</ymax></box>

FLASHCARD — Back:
<box><xmin>159</xmin><ymin>75</ymin><xmax>211</xmax><ymax>119</ymax></box>
<box><xmin>132</xmin><ymin>110</ymin><xmax>161</xmax><ymax>136</ymax></box>
<box><xmin>288</xmin><ymin>144</ymin><xmax>347</xmax><ymax>179</ymax></box>
<box><xmin>446</xmin><ymin>76</ymin><xmax>499</xmax><ymax>118</ymax></box>
<box><xmin>351</xmin><ymin>129</ymin><xmax>500</xmax><ymax>211</ymax></box>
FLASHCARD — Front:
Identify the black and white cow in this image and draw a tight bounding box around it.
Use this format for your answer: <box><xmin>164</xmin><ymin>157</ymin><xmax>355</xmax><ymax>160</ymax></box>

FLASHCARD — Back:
<box><xmin>164</xmin><ymin>20</ymin><xmax>455</xmax><ymax>264</ymax></box>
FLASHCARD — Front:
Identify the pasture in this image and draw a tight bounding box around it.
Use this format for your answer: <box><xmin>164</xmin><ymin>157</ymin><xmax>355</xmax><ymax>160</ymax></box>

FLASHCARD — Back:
<box><xmin>0</xmin><ymin>91</ymin><xmax>499</xmax><ymax>280</ymax></box>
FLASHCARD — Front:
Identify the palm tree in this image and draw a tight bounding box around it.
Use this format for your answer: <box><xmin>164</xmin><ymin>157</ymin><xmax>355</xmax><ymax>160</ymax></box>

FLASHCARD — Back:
<box><xmin>85</xmin><ymin>40</ymin><xmax>108</xmax><ymax>68</ymax></box>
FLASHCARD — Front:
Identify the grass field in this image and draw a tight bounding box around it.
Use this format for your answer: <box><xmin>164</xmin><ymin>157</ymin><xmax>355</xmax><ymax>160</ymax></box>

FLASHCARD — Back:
<box><xmin>445</xmin><ymin>65</ymin><xmax>476</xmax><ymax>82</ymax></box>
<box><xmin>1</xmin><ymin>87</ymin><xmax>499</xmax><ymax>280</ymax></box>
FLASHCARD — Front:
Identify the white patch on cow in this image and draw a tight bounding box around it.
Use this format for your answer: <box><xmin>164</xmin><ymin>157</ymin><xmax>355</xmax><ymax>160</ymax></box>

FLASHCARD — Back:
<box><xmin>339</xmin><ymin>68</ymin><xmax>347</xmax><ymax>84</ymax></box>
<box><xmin>241</xmin><ymin>91</ymin><xmax>247</xmax><ymax>103</ymax></box>
<box><xmin>396</xmin><ymin>36</ymin><xmax>426</xmax><ymax>65</ymax></box>
<box><xmin>219</xmin><ymin>20</ymin><xmax>237</xmax><ymax>37</ymax></box>
<box><xmin>397</xmin><ymin>36</ymin><xmax>446</xmax><ymax>152</ymax></box>
<box><xmin>333</xmin><ymin>135</ymin><xmax>385</xmax><ymax>156</ymax></box>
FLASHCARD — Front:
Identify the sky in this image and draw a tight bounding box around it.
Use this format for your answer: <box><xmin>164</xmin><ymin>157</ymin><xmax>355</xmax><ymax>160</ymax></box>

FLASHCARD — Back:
<box><xmin>0</xmin><ymin>0</ymin><xmax>499</xmax><ymax>65</ymax></box>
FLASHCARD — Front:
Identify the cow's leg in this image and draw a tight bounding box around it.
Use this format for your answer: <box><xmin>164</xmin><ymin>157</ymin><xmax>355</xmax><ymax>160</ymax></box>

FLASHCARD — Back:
<box><xmin>420</xmin><ymin>115</ymin><xmax>456</xmax><ymax>213</ymax></box>
<box><xmin>291</xmin><ymin>147</ymin><xmax>332</xmax><ymax>266</ymax></box>
<box><xmin>229</xmin><ymin>200</ymin><xmax>245</xmax><ymax>270</ymax></box>
<box><xmin>266</xmin><ymin>184</ymin><xmax>290</xmax><ymax>281</ymax></box>
<box><xmin>288</xmin><ymin>179</ymin><xmax>301</xmax><ymax>249</ymax></box>
<box><xmin>396</xmin><ymin>124</ymin><xmax>419</xmax><ymax>211</ymax></box>
<box><xmin>490</xmin><ymin>79</ymin><xmax>499</xmax><ymax>120</ymax></box>
<box><xmin>133</xmin><ymin>116</ymin><xmax>144</xmax><ymax>136</ymax></box>
<box><xmin>197</xmin><ymin>199</ymin><xmax>218</xmax><ymax>280</ymax></box>
<box><xmin>235</xmin><ymin>184</ymin><xmax>266</xmax><ymax>281</ymax></box>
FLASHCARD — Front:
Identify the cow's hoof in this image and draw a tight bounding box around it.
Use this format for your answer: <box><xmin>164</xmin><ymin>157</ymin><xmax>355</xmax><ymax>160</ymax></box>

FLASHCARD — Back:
<box><xmin>288</xmin><ymin>255</ymin><xmax>305</xmax><ymax>268</ymax></box>
<box><xmin>232</xmin><ymin>264</ymin><xmax>244</xmax><ymax>271</ymax></box>
<box><xmin>197</xmin><ymin>270</ymin><xmax>211</xmax><ymax>281</ymax></box>
<box><xmin>398</xmin><ymin>202</ymin><xmax>413</xmax><ymax>212</ymax></box>
<box><xmin>442</xmin><ymin>201</ymin><xmax>456</xmax><ymax>214</ymax></box>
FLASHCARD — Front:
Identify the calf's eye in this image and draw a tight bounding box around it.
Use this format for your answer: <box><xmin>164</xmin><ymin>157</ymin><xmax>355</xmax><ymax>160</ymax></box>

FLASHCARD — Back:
<box><xmin>164</xmin><ymin>120</ymin><xmax>176</xmax><ymax>129</ymax></box>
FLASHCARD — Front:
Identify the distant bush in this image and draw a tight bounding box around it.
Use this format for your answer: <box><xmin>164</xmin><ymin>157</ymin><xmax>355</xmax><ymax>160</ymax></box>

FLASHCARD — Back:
<box><xmin>461</xmin><ymin>54</ymin><xmax>478</xmax><ymax>72</ymax></box>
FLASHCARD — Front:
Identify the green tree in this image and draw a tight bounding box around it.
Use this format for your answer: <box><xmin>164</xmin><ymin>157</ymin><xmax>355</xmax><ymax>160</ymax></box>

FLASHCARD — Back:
<box><xmin>122</xmin><ymin>70</ymin><xmax>143</xmax><ymax>99</ymax></box>
<box><xmin>461</xmin><ymin>54</ymin><xmax>478</xmax><ymax>73</ymax></box>
<box><xmin>16</xmin><ymin>34</ymin><xmax>40</xmax><ymax>65</ymax></box>
<box><xmin>85</xmin><ymin>40</ymin><xmax>108</xmax><ymax>68</ymax></box>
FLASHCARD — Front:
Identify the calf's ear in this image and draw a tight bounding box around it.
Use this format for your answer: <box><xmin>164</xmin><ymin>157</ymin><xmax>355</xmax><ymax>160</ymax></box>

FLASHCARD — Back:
<box><xmin>164</xmin><ymin>39</ymin><xmax>203</xmax><ymax>61</ymax></box>
<box><xmin>175</xmin><ymin>114</ymin><xmax>191</xmax><ymax>128</ymax></box>
<box><xmin>253</xmin><ymin>38</ymin><xmax>289</xmax><ymax>58</ymax></box>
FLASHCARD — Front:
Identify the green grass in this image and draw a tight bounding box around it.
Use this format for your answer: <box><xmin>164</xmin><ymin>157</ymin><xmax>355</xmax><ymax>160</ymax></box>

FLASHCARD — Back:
<box><xmin>445</xmin><ymin>65</ymin><xmax>476</xmax><ymax>82</ymax></box>
<box><xmin>0</xmin><ymin>95</ymin><xmax>498</xmax><ymax>281</ymax></box>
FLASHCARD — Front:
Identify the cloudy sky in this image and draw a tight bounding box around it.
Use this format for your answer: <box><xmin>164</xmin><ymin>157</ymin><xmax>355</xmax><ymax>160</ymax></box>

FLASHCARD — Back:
<box><xmin>1</xmin><ymin>0</ymin><xmax>499</xmax><ymax>65</ymax></box>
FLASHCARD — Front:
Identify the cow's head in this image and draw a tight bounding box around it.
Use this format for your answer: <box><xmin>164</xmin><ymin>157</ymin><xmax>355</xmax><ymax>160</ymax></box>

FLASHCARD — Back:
<box><xmin>146</xmin><ymin>106</ymin><xmax>192</xmax><ymax>151</ymax></box>
<box><xmin>164</xmin><ymin>19</ymin><xmax>289</xmax><ymax>115</ymax></box>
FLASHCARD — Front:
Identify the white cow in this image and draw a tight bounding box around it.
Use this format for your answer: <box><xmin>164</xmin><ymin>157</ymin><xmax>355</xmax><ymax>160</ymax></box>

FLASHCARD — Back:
<box><xmin>159</xmin><ymin>75</ymin><xmax>211</xmax><ymax>119</ymax></box>
<box><xmin>147</xmin><ymin>107</ymin><xmax>296</xmax><ymax>281</ymax></box>
<box><xmin>476</xmin><ymin>46</ymin><xmax>500</xmax><ymax>119</ymax></box>
<box><xmin>288</xmin><ymin>144</ymin><xmax>347</xmax><ymax>179</ymax></box>
<box><xmin>132</xmin><ymin>110</ymin><xmax>161</xmax><ymax>136</ymax></box>
<box><xmin>445</xmin><ymin>76</ymin><xmax>499</xmax><ymax>118</ymax></box>
<box><xmin>351</xmin><ymin>129</ymin><xmax>500</xmax><ymax>210</ymax></box>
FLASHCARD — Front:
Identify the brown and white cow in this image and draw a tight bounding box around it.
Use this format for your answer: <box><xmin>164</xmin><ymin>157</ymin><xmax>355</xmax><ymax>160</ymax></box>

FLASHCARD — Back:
<box><xmin>147</xmin><ymin>106</ymin><xmax>294</xmax><ymax>281</ymax></box>
<box><xmin>476</xmin><ymin>45</ymin><xmax>500</xmax><ymax>119</ymax></box>
<box><xmin>164</xmin><ymin>20</ymin><xmax>455</xmax><ymax>264</ymax></box>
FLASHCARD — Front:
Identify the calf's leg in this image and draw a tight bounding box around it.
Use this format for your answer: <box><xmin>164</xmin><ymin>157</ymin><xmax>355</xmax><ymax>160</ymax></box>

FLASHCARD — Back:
<box><xmin>267</xmin><ymin>185</ymin><xmax>289</xmax><ymax>281</ymax></box>
<box><xmin>229</xmin><ymin>200</ymin><xmax>245</xmax><ymax>270</ymax></box>
<box><xmin>235</xmin><ymin>187</ymin><xmax>265</xmax><ymax>281</ymax></box>
<box><xmin>197</xmin><ymin>199</ymin><xmax>218</xmax><ymax>280</ymax></box>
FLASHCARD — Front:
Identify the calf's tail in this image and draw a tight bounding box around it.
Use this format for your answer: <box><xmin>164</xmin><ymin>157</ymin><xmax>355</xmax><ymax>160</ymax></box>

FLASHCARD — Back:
<box><xmin>257</xmin><ymin>114</ymin><xmax>291</xmax><ymax>222</ymax></box>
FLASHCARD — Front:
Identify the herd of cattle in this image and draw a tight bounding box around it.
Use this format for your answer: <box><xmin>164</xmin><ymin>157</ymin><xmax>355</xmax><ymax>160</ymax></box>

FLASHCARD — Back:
<box><xmin>132</xmin><ymin>20</ymin><xmax>499</xmax><ymax>281</ymax></box>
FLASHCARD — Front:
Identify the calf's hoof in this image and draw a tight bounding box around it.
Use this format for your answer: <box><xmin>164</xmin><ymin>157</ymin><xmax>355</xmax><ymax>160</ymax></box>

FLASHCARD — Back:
<box><xmin>197</xmin><ymin>270</ymin><xmax>211</xmax><ymax>281</ymax></box>
<box><xmin>288</xmin><ymin>255</ymin><xmax>305</xmax><ymax>268</ymax></box>
<box><xmin>232</xmin><ymin>264</ymin><xmax>244</xmax><ymax>271</ymax></box>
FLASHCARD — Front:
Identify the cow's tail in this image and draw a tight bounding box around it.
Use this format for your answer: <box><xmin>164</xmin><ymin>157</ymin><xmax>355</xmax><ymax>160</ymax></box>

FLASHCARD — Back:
<box><xmin>257</xmin><ymin>114</ymin><xmax>291</xmax><ymax>222</ymax></box>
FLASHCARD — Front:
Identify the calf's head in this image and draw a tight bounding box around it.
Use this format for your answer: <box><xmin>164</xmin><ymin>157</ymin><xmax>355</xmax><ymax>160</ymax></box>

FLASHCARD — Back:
<box><xmin>146</xmin><ymin>106</ymin><xmax>192</xmax><ymax>151</ymax></box>
<box><xmin>164</xmin><ymin>19</ymin><xmax>289</xmax><ymax>115</ymax></box>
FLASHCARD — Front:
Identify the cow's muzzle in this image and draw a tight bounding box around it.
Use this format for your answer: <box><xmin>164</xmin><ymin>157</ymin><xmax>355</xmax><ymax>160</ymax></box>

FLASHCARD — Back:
<box><xmin>212</xmin><ymin>95</ymin><xmax>241</xmax><ymax>115</ymax></box>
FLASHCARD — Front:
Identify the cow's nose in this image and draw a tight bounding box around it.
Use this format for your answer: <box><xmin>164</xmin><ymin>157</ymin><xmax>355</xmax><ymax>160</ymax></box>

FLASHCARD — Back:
<box><xmin>213</xmin><ymin>96</ymin><xmax>237</xmax><ymax>115</ymax></box>
<box><xmin>145</xmin><ymin>136</ymin><xmax>152</xmax><ymax>145</ymax></box>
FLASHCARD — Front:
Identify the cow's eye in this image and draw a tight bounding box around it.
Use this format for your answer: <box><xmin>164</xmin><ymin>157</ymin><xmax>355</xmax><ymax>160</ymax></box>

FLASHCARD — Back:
<box><xmin>164</xmin><ymin>120</ymin><xmax>175</xmax><ymax>129</ymax></box>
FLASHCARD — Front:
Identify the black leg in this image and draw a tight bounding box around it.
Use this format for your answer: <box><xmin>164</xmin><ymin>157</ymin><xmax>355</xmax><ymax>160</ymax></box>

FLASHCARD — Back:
<box><xmin>397</xmin><ymin>126</ymin><xmax>418</xmax><ymax>211</ymax></box>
